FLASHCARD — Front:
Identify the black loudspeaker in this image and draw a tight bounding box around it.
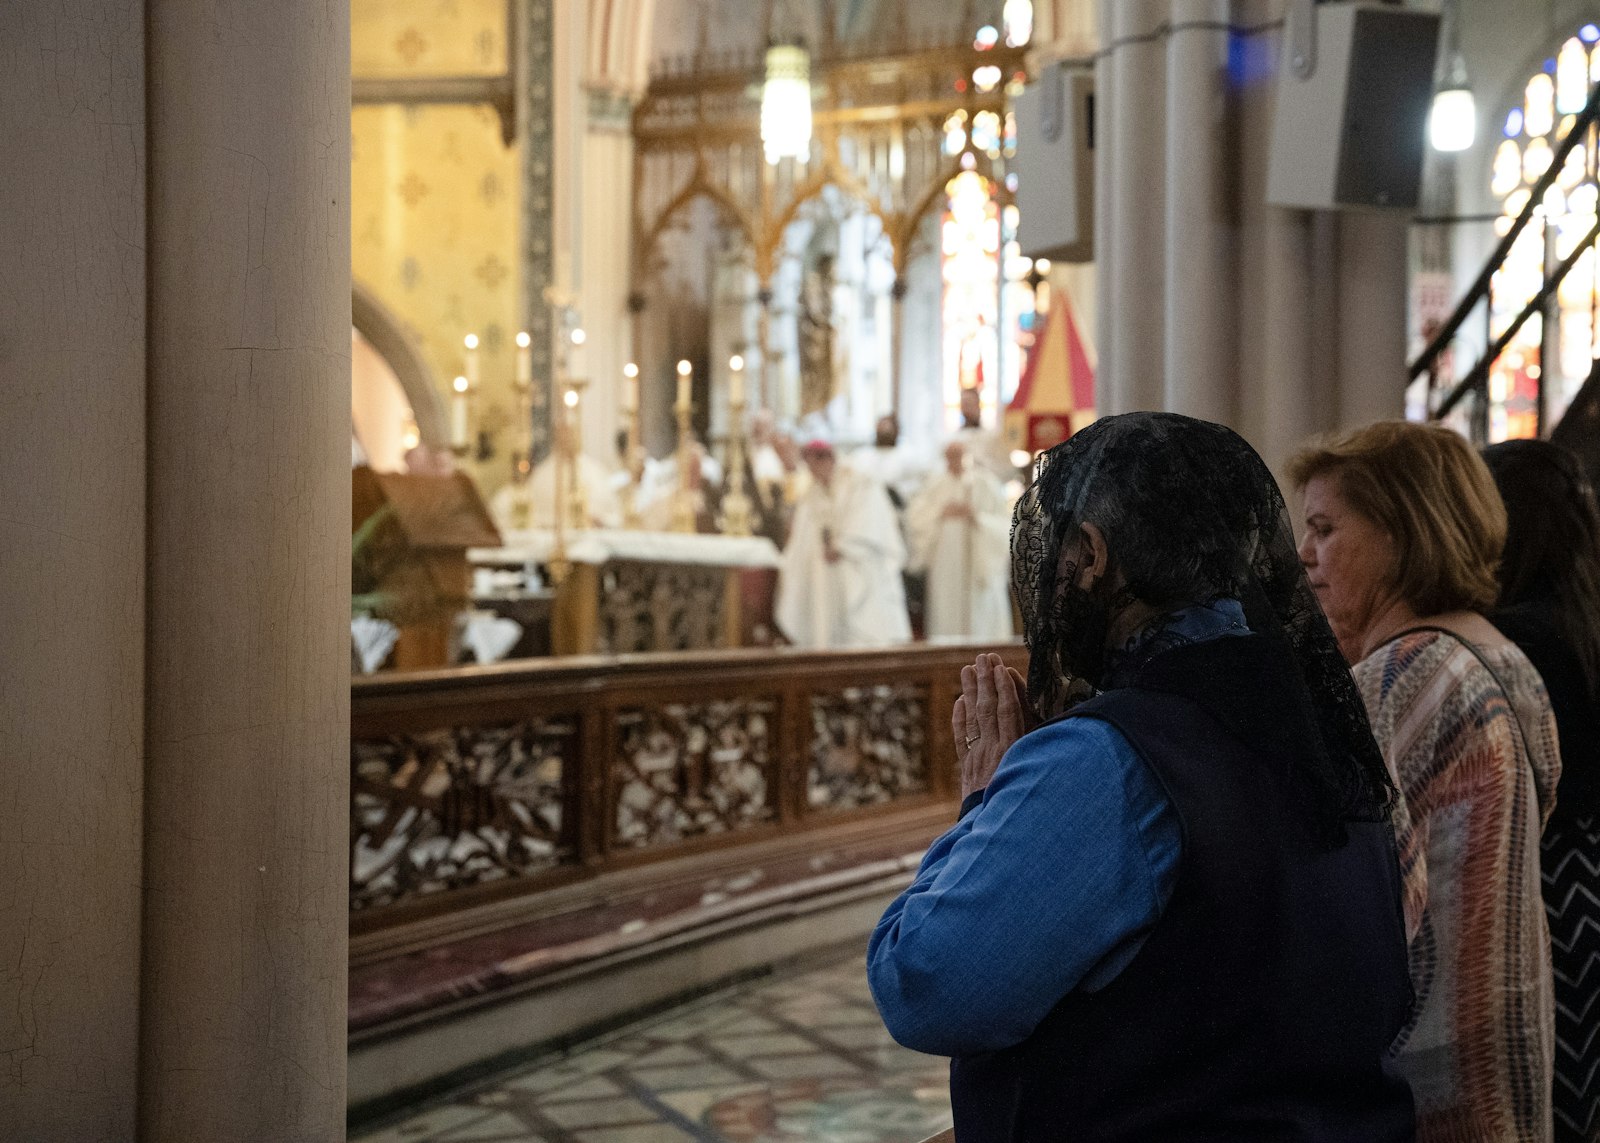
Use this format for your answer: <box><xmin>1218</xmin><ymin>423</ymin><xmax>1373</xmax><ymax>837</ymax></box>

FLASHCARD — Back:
<box><xmin>1014</xmin><ymin>64</ymin><xmax>1095</xmax><ymax>261</ymax></box>
<box><xmin>1267</xmin><ymin>2</ymin><xmax>1441</xmax><ymax>211</ymax></box>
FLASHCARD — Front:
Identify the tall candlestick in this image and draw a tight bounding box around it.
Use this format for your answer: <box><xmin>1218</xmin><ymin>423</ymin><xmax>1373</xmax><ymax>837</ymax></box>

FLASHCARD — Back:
<box><xmin>463</xmin><ymin>332</ymin><xmax>481</xmax><ymax>389</ymax></box>
<box><xmin>620</xmin><ymin>363</ymin><xmax>643</xmax><ymax>529</ymax></box>
<box><xmin>676</xmin><ymin>359</ymin><xmax>692</xmax><ymax>410</ymax></box>
<box><xmin>729</xmin><ymin>354</ymin><xmax>745</xmax><ymax>406</ymax></box>
<box><xmin>450</xmin><ymin>375</ymin><xmax>470</xmax><ymax>450</ymax></box>
<box><xmin>515</xmin><ymin>330</ymin><xmax>531</xmax><ymax>386</ymax></box>
<box><xmin>568</xmin><ymin>327</ymin><xmax>587</xmax><ymax>381</ymax></box>
<box><xmin>622</xmin><ymin>362</ymin><xmax>639</xmax><ymax>413</ymax></box>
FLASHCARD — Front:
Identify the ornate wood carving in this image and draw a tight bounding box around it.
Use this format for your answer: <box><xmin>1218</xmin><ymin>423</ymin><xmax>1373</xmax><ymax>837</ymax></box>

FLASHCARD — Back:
<box><xmin>351</xmin><ymin>719</ymin><xmax>574</xmax><ymax>911</ymax></box>
<box><xmin>599</xmin><ymin>561</ymin><xmax>729</xmax><ymax>652</ymax></box>
<box><xmin>349</xmin><ymin>642</ymin><xmax>1025</xmax><ymax>936</ymax></box>
<box><xmin>808</xmin><ymin>682</ymin><xmax>930</xmax><ymax>811</ymax></box>
<box><xmin>614</xmin><ymin>698</ymin><xmax>776</xmax><ymax>847</ymax></box>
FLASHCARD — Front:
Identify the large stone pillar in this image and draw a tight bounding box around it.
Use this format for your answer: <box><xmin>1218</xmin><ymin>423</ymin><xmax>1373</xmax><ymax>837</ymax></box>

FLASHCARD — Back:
<box><xmin>579</xmin><ymin>90</ymin><xmax>639</xmax><ymax>458</ymax></box>
<box><xmin>1096</xmin><ymin>0</ymin><xmax>1411</xmax><ymax>466</ymax></box>
<box><xmin>139</xmin><ymin>0</ymin><xmax>350</xmax><ymax>1138</ymax></box>
<box><xmin>0</xmin><ymin>5</ymin><xmax>147</xmax><ymax>1140</ymax></box>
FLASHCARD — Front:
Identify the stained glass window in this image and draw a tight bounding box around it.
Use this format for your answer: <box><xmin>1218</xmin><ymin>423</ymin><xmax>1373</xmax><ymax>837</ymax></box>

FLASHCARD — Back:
<box><xmin>942</xmin><ymin>171</ymin><xmax>1001</xmax><ymax>426</ymax></box>
<box><xmin>1003</xmin><ymin>0</ymin><xmax>1033</xmax><ymax>48</ymax></box>
<box><xmin>1484</xmin><ymin>29</ymin><xmax>1600</xmax><ymax>440</ymax></box>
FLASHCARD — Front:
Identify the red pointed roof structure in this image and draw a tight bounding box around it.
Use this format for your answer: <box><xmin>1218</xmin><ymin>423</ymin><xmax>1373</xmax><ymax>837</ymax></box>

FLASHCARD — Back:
<box><xmin>1006</xmin><ymin>287</ymin><xmax>1097</xmax><ymax>455</ymax></box>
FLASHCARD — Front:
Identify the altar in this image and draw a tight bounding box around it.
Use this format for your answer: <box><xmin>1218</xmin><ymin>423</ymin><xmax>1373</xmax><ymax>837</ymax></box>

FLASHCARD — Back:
<box><xmin>471</xmin><ymin>528</ymin><xmax>782</xmax><ymax>656</ymax></box>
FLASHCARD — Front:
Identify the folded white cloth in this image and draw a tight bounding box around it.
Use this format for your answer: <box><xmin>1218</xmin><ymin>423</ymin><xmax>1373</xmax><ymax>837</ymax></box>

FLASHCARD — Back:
<box><xmin>351</xmin><ymin>613</ymin><xmax>400</xmax><ymax>675</ymax></box>
<box><xmin>463</xmin><ymin>611</ymin><xmax>523</xmax><ymax>664</ymax></box>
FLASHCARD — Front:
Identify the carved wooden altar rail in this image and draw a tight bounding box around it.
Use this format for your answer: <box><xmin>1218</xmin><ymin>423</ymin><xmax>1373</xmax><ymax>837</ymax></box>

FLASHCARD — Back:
<box><xmin>350</xmin><ymin>642</ymin><xmax>1026</xmax><ymax>954</ymax></box>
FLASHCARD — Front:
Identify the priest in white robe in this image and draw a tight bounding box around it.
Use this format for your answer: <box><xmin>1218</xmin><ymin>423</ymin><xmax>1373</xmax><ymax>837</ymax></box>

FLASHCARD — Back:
<box><xmin>776</xmin><ymin>439</ymin><xmax>911</xmax><ymax>649</ymax></box>
<box><xmin>906</xmin><ymin>439</ymin><xmax>1014</xmax><ymax>641</ymax></box>
<box><xmin>490</xmin><ymin>421</ymin><xmax>622</xmax><ymax>532</ymax></box>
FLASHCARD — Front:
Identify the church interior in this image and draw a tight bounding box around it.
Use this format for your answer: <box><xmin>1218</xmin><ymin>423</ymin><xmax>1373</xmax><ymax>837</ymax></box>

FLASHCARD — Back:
<box><xmin>7</xmin><ymin>0</ymin><xmax>1600</xmax><ymax>1140</ymax></box>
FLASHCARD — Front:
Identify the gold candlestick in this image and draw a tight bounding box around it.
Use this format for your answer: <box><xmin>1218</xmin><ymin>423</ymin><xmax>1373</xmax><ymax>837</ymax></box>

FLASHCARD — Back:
<box><xmin>670</xmin><ymin>399</ymin><xmax>696</xmax><ymax>534</ymax></box>
<box><xmin>561</xmin><ymin>378</ymin><xmax>589</xmax><ymax>533</ymax></box>
<box><xmin>670</xmin><ymin>360</ymin><xmax>696</xmax><ymax>533</ymax></box>
<box><xmin>621</xmin><ymin>362</ymin><xmax>643</xmax><ymax>529</ymax></box>
<box><xmin>721</xmin><ymin>355</ymin><xmax>752</xmax><ymax>536</ymax></box>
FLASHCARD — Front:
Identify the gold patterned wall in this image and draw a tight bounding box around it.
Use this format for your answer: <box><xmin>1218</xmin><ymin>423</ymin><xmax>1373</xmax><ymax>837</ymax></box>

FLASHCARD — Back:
<box><xmin>352</xmin><ymin>0</ymin><xmax>508</xmax><ymax>76</ymax></box>
<box><xmin>351</xmin><ymin>0</ymin><xmax>520</xmax><ymax>495</ymax></box>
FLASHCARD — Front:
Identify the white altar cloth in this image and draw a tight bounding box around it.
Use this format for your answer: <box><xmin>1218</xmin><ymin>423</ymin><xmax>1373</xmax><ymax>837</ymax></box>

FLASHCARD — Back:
<box><xmin>470</xmin><ymin>528</ymin><xmax>782</xmax><ymax>570</ymax></box>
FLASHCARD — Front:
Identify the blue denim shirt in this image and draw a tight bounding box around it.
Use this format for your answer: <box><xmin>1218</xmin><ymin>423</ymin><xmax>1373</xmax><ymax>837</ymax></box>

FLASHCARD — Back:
<box><xmin>867</xmin><ymin>600</ymin><xmax>1249</xmax><ymax>1057</ymax></box>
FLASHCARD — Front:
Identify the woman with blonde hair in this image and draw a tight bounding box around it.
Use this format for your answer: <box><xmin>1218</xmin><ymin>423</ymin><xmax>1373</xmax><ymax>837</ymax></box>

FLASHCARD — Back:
<box><xmin>1291</xmin><ymin>420</ymin><xmax>1561</xmax><ymax>1142</ymax></box>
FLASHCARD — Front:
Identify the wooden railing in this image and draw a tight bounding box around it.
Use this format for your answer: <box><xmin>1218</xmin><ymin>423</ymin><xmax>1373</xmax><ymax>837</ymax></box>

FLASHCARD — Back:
<box><xmin>350</xmin><ymin>642</ymin><xmax>1024</xmax><ymax>949</ymax></box>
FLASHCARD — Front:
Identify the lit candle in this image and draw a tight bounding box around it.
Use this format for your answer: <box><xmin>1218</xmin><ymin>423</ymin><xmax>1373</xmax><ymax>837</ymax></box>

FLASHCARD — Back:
<box><xmin>728</xmin><ymin>354</ymin><xmax>745</xmax><ymax>406</ymax></box>
<box><xmin>623</xmin><ymin>362</ymin><xmax>639</xmax><ymax>413</ymax></box>
<box><xmin>676</xmin><ymin>359</ymin><xmax>692</xmax><ymax>410</ymax></box>
<box><xmin>451</xmin><ymin>375</ymin><xmax>470</xmax><ymax>449</ymax></box>
<box><xmin>463</xmin><ymin>333</ymin><xmax>480</xmax><ymax>389</ymax></box>
<box><xmin>569</xmin><ymin>327</ymin><xmax>587</xmax><ymax>380</ymax></box>
<box><xmin>515</xmin><ymin>330</ymin><xmax>531</xmax><ymax>386</ymax></box>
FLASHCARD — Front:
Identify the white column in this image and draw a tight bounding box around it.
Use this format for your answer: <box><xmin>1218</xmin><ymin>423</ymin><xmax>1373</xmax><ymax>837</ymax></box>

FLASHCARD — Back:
<box><xmin>1163</xmin><ymin>3</ymin><xmax>1237</xmax><ymax>424</ymax></box>
<box><xmin>1101</xmin><ymin>0</ymin><xmax>1168</xmax><ymax>413</ymax></box>
<box><xmin>579</xmin><ymin>93</ymin><xmax>638</xmax><ymax>463</ymax></box>
<box><xmin>1095</xmin><ymin>0</ymin><xmax>1411</xmax><ymax>464</ymax></box>
<box><xmin>139</xmin><ymin>0</ymin><xmax>351</xmax><ymax>1138</ymax></box>
<box><xmin>0</xmin><ymin>5</ymin><xmax>146</xmax><ymax>1139</ymax></box>
<box><xmin>1337</xmin><ymin>212</ymin><xmax>1410</xmax><ymax>427</ymax></box>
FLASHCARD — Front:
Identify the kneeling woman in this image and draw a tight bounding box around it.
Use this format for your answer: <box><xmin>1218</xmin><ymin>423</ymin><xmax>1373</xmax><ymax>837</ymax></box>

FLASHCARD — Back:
<box><xmin>868</xmin><ymin>413</ymin><xmax>1415</xmax><ymax>1142</ymax></box>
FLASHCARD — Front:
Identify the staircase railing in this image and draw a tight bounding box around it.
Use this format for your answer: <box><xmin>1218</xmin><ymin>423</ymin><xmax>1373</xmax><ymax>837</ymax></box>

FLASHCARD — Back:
<box><xmin>1409</xmin><ymin>80</ymin><xmax>1600</xmax><ymax>437</ymax></box>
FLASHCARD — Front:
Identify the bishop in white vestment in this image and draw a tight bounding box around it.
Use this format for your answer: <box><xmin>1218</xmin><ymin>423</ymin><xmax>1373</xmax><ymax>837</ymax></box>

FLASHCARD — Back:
<box><xmin>776</xmin><ymin>440</ymin><xmax>911</xmax><ymax>649</ymax></box>
<box><xmin>906</xmin><ymin>440</ymin><xmax>1014</xmax><ymax>641</ymax></box>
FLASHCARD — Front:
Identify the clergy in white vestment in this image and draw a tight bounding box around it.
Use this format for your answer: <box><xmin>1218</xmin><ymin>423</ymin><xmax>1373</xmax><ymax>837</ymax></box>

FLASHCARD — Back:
<box><xmin>490</xmin><ymin>422</ymin><xmax>622</xmax><ymax>532</ymax></box>
<box><xmin>906</xmin><ymin>439</ymin><xmax>1014</xmax><ymax>641</ymax></box>
<box><xmin>954</xmin><ymin>385</ymin><xmax>1019</xmax><ymax>483</ymax></box>
<box><xmin>848</xmin><ymin>414</ymin><xmax>925</xmax><ymax>510</ymax></box>
<box><xmin>776</xmin><ymin>439</ymin><xmax>911</xmax><ymax>649</ymax></box>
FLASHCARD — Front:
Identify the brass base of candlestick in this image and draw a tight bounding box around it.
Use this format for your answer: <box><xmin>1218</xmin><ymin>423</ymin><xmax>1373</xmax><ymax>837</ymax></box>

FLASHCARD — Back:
<box><xmin>720</xmin><ymin>396</ymin><xmax>753</xmax><ymax>537</ymax></box>
<box><xmin>670</xmin><ymin>402</ymin><xmax>696</xmax><ymax>534</ymax></box>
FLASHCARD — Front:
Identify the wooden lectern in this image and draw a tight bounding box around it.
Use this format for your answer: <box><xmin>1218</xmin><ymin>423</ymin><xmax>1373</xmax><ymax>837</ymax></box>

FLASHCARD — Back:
<box><xmin>353</xmin><ymin>466</ymin><xmax>501</xmax><ymax>671</ymax></box>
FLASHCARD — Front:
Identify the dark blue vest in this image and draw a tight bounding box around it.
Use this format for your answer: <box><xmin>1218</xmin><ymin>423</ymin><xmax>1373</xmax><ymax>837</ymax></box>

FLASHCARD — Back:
<box><xmin>949</xmin><ymin>634</ymin><xmax>1416</xmax><ymax>1142</ymax></box>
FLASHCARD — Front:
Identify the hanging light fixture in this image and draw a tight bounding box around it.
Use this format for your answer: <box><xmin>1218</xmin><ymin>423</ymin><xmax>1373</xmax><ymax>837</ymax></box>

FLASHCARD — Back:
<box><xmin>1430</xmin><ymin>53</ymin><xmax>1476</xmax><ymax>152</ymax></box>
<box><xmin>761</xmin><ymin>42</ymin><xmax>812</xmax><ymax>164</ymax></box>
<box><xmin>1430</xmin><ymin>1</ymin><xmax>1475</xmax><ymax>153</ymax></box>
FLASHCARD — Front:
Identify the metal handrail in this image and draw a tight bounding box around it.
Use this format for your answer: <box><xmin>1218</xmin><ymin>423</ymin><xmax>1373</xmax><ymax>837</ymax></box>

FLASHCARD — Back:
<box><xmin>1409</xmin><ymin>80</ymin><xmax>1600</xmax><ymax>407</ymax></box>
<box><xmin>1433</xmin><ymin>213</ymin><xmax>1600</xmax><ymax>418</ymax></box>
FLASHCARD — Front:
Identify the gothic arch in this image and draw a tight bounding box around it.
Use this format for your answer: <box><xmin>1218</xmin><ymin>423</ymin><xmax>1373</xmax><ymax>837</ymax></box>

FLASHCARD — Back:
<box><xmin>351</xmin><ymin>281</ymin><xmax>448</xmax><ymax>447</ymax></box>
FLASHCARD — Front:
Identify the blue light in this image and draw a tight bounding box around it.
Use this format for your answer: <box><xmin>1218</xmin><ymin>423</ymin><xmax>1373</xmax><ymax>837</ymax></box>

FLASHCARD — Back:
<box><xmin>1545</xmin><ymin>57</ymin><xmax>1558</xmax><ymax>74</ymax></box>
<box><xmin>1581</xmin><ymin>23</ymin><xmax>1599</xmax><ymax>42</ymax></box>
<box><xmin>1506</xmin><ymin>108</ymin><xmax>1525</xmax><ymax>137</ymax></box>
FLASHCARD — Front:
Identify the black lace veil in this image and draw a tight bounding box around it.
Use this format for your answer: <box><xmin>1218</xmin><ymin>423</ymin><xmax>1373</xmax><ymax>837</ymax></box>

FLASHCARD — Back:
<box><xmin>1011</xmin><ymin>412</ymin><xmax>1394</xmax><ymax>832</ymax></box>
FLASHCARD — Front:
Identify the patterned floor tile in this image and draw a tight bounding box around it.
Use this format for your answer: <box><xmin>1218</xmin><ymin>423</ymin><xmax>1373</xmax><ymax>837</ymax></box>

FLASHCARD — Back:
<box><xmin>354</xmin><ymin>943</ymin><xmax>953</xmax><ymax>1143</ymax></box>
<box><xmin>434</xmin><ymin>1111</ymin><xmax>546</xmax><ymax>1141</ymax></box>
<box><xmin>571</xmin><ymin>1126</ymin><xmax>695</xmax><ymax>1143</ymax></box>
<box><xmin>703</xmin><ymin>1032</ymin><xmax>818</xmax><ymax>1058</ymax></box>
<box><xmin>540</xmin><ymin>1097</ymin><xmax>662</xmax><ymax>1130</ymax></box>
<box><xmin>744</xmin><ymin>1053</ymin><xmax>864</xmax><ymax>1081</ymax></box>
<box><xmin>629</xmin><ymin>1044</ymin><xmax>707</xmax><ymax>1068</ymax></box>
<box><xmin>356</xmin><ymin>1106</ymin><xmax>503</xmax><ymax>1142</ymax></box>
<box><xmin>626</xmin><ymin>1062</ymin><xmax>748</xmax><ymax>1090</ymax></box>
<box><xmin>814</xmin><ymin>1024</ymin><xmax>900</xmax><ymax>1050</ymax></box>
<box><xmin>537</xmin><ymin>1077</ymin><xmax>628</xmax><ymax>1103</ymax></box>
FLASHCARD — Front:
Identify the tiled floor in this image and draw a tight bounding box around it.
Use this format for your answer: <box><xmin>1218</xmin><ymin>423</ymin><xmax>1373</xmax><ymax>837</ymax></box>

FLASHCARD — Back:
<box><xmin>353</xmin><ymin>944</ymin><xmax>952</xmax><ymax>1143</ymax></box>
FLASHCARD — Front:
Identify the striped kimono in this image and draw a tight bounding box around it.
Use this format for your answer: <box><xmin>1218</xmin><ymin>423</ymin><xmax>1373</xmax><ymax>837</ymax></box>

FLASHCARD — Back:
<box><xmin>1357</xmin><ymin>624</ymin><xmax>1562</xmax><ymax>1143</ymax></box>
